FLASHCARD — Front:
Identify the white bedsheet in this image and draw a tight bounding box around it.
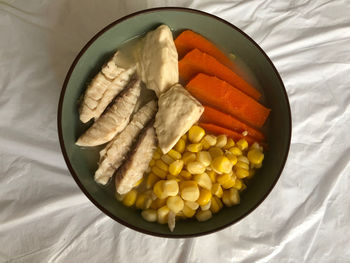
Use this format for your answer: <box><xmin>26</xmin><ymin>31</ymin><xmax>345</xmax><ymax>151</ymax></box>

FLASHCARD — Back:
<box><xmin>1</xmin><ymin>1</ymin><xmax>349</xmax><ymax>262</ymax></box>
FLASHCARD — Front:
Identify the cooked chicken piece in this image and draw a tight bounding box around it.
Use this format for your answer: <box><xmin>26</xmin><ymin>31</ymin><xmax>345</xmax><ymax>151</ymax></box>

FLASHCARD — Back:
<box><xmin>93</xmin><ymin>66</ymin><xmax>136</xmax><ymax>120</ymax></box>
<box><xmin>115</xmin><ymin>124</ymin><xmax>157</xmax><ymax>195</ymax></box>
<box><xmin>76</xmin><ymin>80</ymin><xmax>141</xmax><ymax>147</ymax></box>
<box><xmin>94</xmin><ymin>100</ymin><xmax>157</xmax><ymax>185</ymax></box>
<box><xmin>79</xmin><ymin>50</ymin><xmax>137</xmax><ymax>123</ymax></box>
<box><xmin>137</xmin><ymin>24</ymin><xmax>179</xmax><ymax>97</ymax></box>
<box><xmin>155</xmin><ymin>84</ymin><xmax>204</xmax><ymax>154</ymax></box>
<box><xmin>101</xmin><ymin>51</ymin><xmax>123</xmax><ymax>79</ymax></box>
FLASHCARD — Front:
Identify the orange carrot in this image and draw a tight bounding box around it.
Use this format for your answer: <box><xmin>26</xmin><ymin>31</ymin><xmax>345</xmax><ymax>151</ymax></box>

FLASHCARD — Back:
<box><xmin>199</xmin><ymin>123</ymin><xmax>256</xmax><ymax>145</ymax></box>
<box><xmin>201</xmin><ymin>106</ymin><xmax>265</xmax><ymax>142</ymax></box>
<box><xmin>175</xmin><ymin>30</ymin><xmax>235</xmax><ymax>69</ymax></box>
<box><xmin>179</xmin><ymin>49</ymin><xmax>261</xmax><ymax>100</ymax></box>
<box><xmin>186</xmin><ymin>73</ymin><xmax>270</xmax><ymax>128</ymax></box>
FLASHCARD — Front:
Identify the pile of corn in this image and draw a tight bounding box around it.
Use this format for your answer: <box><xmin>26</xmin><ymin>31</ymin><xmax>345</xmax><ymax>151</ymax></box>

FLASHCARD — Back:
<box><xmin>116</xmin><ymin>125</ymin><xmax>264</xmax><ymax>232</ymax></box>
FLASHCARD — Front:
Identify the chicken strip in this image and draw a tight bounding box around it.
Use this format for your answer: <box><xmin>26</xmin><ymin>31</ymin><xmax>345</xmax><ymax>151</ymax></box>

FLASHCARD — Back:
<box><xmin>93</xmin><ymin>65</ymin><xmax>136</xmax><ymax>120</ymax></box>
<box><xmin>79</xmin><ymin>51</ymin><xmax>137</xmax><ymax>123</ymax></box>
<box><xmin>76</xmin><ymin>79</ymin><xmax>141</xmax><ymax>147</ymax></box>
<box><xmin>137</xmin><ymin>24</ymin><xmax>179</xmax><ymax>97</ymax></box>
<box><xmin>94</xmin><ymin>100</ymin><xmax>157</xmax><ymax>185</ymax></box>
<box><xmin>155</xmin><ymin>84</ymin><xmax>204</xmax><ymax>154</ymax></box>
<box><xmin>115</xmin><ymin>124</ymin><xmax>157</xmax><ymax>195</ymax></box>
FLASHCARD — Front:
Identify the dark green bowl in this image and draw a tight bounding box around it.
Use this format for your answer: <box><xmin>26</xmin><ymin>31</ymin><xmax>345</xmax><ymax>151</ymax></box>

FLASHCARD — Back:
<box><xmin>58</xmin><ymin>7</ymin><xmax>291</xmax><ymax>238</ymax></box>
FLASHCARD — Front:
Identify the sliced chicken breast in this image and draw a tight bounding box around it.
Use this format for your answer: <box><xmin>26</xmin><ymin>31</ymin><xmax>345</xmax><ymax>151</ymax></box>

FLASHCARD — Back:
<box><xmin>115</xmin><ymin>124</ymin><xmax>157</xmax><ymax>195</ymax></box>
<box><xmin>137</xmin><ymin>24</ymin><xmax>179</xmax><ymax>97</ymax></box>
<box><xmin>76</xmin><ymin>80</ymin><xmax>141</xmax><ymax>147</ymax></box>
<box><xmin>79</xmin><ymin>50</ymin><xmax>137</xmax><ymax>123</ymax></box>
<box><xmin>95</xmin><ymin>100</ymin><xmax>157</xmax><ymax>185</ymax></box>
<box><xmin>155</xmin><ymin>84</ymin><xmax>204</xmax><ymax>154</ymax></box>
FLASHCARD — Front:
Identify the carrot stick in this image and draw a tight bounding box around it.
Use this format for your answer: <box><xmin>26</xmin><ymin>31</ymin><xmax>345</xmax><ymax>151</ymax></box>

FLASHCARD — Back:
<box><xmin>199</xmin><ymin>123</ymin><xmax>256</xmax><ymax>145</ymax></box>
<box><xmin>179</xmin><ymin>49</ymin><xmax>261</xmax><ymax>100</ymax></box>
<box><xmin>186</xmin><ymin>73</ymin><xmax>270</xmax><ymax>128</ymax></box>
<box><xmin>201</xmin><ymin>106</ymin><xmax>265</xmax><ymax>142</ymax></box>
<box><xmin>175</xmin><ymin>30</ymin><xmax>235</xmax><ymax>69</ymax></box>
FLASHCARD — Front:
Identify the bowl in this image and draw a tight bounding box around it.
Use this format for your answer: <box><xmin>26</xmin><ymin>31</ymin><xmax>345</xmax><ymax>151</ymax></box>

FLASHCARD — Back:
<box><xmin>58</xmin><ymin>7</ymin><xmax>291</xmax><ymax>237</ymax></box>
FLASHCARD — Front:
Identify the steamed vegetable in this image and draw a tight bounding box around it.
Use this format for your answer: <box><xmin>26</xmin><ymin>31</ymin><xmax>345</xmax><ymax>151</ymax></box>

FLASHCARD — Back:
<box><xmin>186</xmin><ymin>73</ymin><xmax>270</xmax><ymax>128</ymax></box>
<box><xmin>179</xmin><ymin>49</ymin><xmax>261</xmax><ymax>100</ymax></box>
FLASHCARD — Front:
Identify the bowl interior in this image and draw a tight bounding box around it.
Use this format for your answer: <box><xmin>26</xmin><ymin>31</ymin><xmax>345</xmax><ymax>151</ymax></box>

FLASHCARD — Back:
<box><xmin>59</xmin><ymin>8</ymin><xmax>291</xmax><ymax>237</ymax></box>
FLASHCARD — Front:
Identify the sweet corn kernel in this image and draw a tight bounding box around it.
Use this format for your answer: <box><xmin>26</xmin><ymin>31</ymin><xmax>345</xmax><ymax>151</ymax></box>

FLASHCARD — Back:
<box><xmin>168</xmin><ymin>149</ymin><xmax>182</xmax><ymax>160</ymax></box>
<box><xmin>122</xmin><ymin>189</ymin><xmax>138</xmax><ymax>207</ymax></box>
<box><xmin>240</xmin><ymin>182</ymin><xmax>247</xmax><ymax>192</ymax></box>
<box><xmin>211</xmin><ymin>183</ymin><xmax>223</xmax><ymax>198</ymax></box>
<box><xmin>167</xmin><ymin>174</ymin><xmax>180</xmax><ymax>181</ymax></box>
<box><xmin>238</xmin><ymin>155</ymin><xmax>250</xmax><ymax>164</ymax></box>
<box><xmin>166</xmin><ymin>196</ymin><xmax>184</xmax><ymax>213</ymax></box>
<box><xmin>211</xmin><ymin>156</ymin><xmax>233</xmax><ymax>174</ymax></box>
<box><xmin>197</xmin><ymin>151</ymin><xmax>212</xmax><ymax>167</ymax></box>
<box><xmin>185</xmin><ymin>200</ymin><xmax>199</xmax><ymax>210</ymax></box>
<box><xmin>196</xmin><ymin>210</ymin><xmax>212</xmax><ymax>222</ymax></box>
<box><xmin>149</xmin><ymin>159</ymin><xmax>155</xmax><ymax>167</ymax></box>
<box><xmin>236</xmin><ymin>167</ymin><xmax>249</xmax><ymax>179</ymax></box>
<box><xmin>150</xmin><ymin>198</ymin><xmax>167</xmax><ymax>209</ymax></box>
<box><xmin>216</xmin><ymin>173</ymin><xmax>231</xmax><ymax>185</ymax></box>
<box><xmin>181</xmin><ymin>134</ymin><xmax>187</xmax><ymax>141</ymax></box>
<box><xmin>221</xmin><ymin>176</ymin><xmax>236</xmax><ymax>189</ymax></box>
<box><xmin>135</xmin><ymin>193</ymin><xmax>152</xmax><ymax>210</ymax></box>
<box><xmin>133</xmin><ymin>178</ymin><xmax>143</xmax><ymax>187</ymax></box>
<box><xmin>193</xmin><ymin>173</ymin><xmax>212</xmax><ymax>190</ymax></box>
<box><xmin>141</xmin><ymin>209</ymin><xmax>157</xmax><ymax>222</ymax></box>
<box><xmin>201</xmin><ymin>139</ymin><xmax>211</xmax><ymax>150</ymax></box>
<box><xmin>251</xmin><ymin>162</ymin><xmax>262</xmax><ymax>169</ymax></box>
<box><xmin>155</xmin><ymin>159</ymin><xmax>168</xmax><ymax>172</ymax></box>
<box><xmin>215</xmin><ymin>135</ymin><xmax>227</xmax><ymax>148</ymax></box>
<box><xmin>153</xmin><ymin>180</ymin><xmax>168</xmax><ymax>199</ymax></box>
<box><xmin>224</xmin><ymin>138</ymin><xmax>235</xmax><ymax>149</ymax></box>
<box><xmin>152</xmin><ymin>166</ymin><xmax>167</xmax><ymax>179</ymax></box>
<box><xmin>169</xmin><ymin>160</ymin><xmax>184</xmax><ymax>176</ymax></box>
<box><xmin>229</xmin><ymin>147</ymin><xmax>242</xmax><ymax>156</ymax></box>
<box><xmin>233</xmin><ymin>179</ymin><xmax>243</xmax><ymax>190</ymax></box>
<box><xmin>187</xmin><ymin>143</ymin><xmax>203</xmax><ymax>153</ymax></box>
<box><xmin>208</xmin><ymin>147</ymin><xmax>224</xmax><ymax>159</ymax></box>
<box><xmin>188</xmin><ymin>125</ymin><xmax>205</xmax><ymax>143</ymax></box>
<box><xmin>146</xmin><ymin>173</ymin><xmax>160</xmax><ymax>189</ymax></box>
<box><xmin>183</xmin><ymin>205</ymin><xmax>196</xmax><ymax>218</ymax></box>
<box><xmin>174</xmin><ymin>138</ymin><xmax>186</xmax><ymax>153</ymax></box>
<box><xmin>182</xmin><ymin>152</ymin><xmax>196</xmax><ymax>164</ymax></box>
<box><xmin>236</xmin><ymin>139</ymin><xmax>248</xmax><ymax>151</ymax></box>
<box><xmin>153</xmin><ymin>151</ymin><xmax>161</xmax><ymax>160</ymax></box>
<box><xmin>203</xmin><ymin>134</ymin><xmax>217</xmax><ymax>146</ymax></box>
<box><xmin>210</xmin><ymin>196</ymin><xmax>223</xmax><ymax>214</ymax></box>
<box><xmin>225</xmin><ymin>151</ymin><xmax>238</xmax><ymax>165</ymax></box>
<box><xmin>186</xmin><ymin>161</ymin><xmax>206</xmax><ymax>174</ymax></box>
<box><xmin>207</xmin><ymin>170</ymin><xmax>216</xmax><ymax>183</ymax></box>
<box><xmin>247</xmin><ymin>149</ymin><xmax>264</xmax><ymax>165</ymax></box>
<box><xmin>161</xmin><ymin>154</ymin><xmax>175</xmax><ymax>165</ymax></box>
<box><xmin>163</xmin><ymin>180</ymin><xmax>179</xmax><ymax>196</ymax></box>
<box><xmin>247</xmin><ymin>169</ymin><xmax>256</xmax><ymax>179</ymax></box>
<box><xmin>222</xmin><ymin>188</ymin><xmax>240</xmax><ymax>207</ymax></box>
<box><xmin>180</xmin><ymin>181</ymin><xmax>200</xmax><ymax>201</ymax></box>
<box><xmin>196</xmin><ymin>188</ymin><xmax>212</xmax><ymax>206</ymax></box>
<box><xmin>250</xmin><ymin>142</ymin><xmax>263</xmax><ymax>151</ymax></box>
<box><xmin>200</xmin><ymin>199</ymin><xmax>211</xmax><ymax>210</ymax></box>
<box><xmin>235</xmin><ymin>161</ymin><xmax>249</xmax><ymax>170</ymax></box>
<box><xmin>179</xmin><ymin>170</ymin><xmax>192</xmax><ymax>180</ymax></box>
<box><xmin>157</xmin><ymin>205</ymin><xmax>170</xmax><ymax>224</ymax></box>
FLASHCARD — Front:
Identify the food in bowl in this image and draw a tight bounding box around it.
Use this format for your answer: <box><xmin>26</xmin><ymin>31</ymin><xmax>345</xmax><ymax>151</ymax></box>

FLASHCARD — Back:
<box><xmin>75</xmin><ymin>24</ymin><xmax>269</xmax><ymax>232</ymax></box>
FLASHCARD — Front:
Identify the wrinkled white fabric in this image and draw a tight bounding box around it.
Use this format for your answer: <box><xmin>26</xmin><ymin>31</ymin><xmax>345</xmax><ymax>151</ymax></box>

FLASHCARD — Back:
<box><xmin>1</xmin><ymin>0</ymin><xmax>349</xmax><ymax>262</ymax></box>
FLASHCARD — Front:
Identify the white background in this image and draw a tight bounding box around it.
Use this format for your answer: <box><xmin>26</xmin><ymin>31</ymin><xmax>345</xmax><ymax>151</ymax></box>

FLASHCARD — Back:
<box><xmin>1</xmin><ymin>0</ymin><xmax>349</xmax><ymax>262</ymax></box>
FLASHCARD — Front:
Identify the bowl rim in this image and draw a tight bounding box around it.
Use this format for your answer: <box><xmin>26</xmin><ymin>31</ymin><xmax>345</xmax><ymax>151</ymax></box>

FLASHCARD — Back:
<box><xmin>57</xmin><ymin>6</ymin><xmax>292</xmax><ymax>238</ymax></box>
